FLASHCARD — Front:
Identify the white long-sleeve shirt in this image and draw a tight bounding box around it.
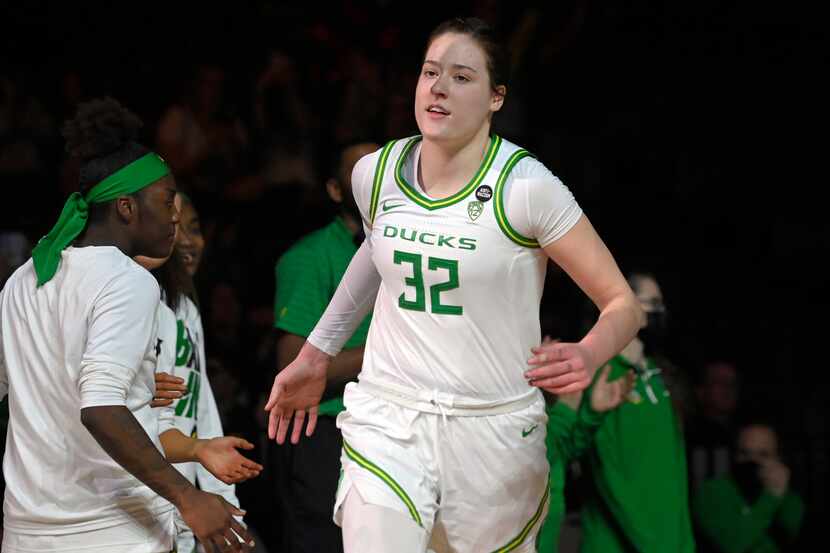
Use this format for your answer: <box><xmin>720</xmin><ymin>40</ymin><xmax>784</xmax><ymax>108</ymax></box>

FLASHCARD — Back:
<box><xmin>0</xmin><ymin>247</ymin><xmax>173</xmax><ymax>539</ymax></box>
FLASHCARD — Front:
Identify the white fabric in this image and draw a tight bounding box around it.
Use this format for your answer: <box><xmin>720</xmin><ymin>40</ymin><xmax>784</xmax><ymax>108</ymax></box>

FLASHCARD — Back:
<box><xmin>2</xmin><ymin>509</ymin><xmax>175</xmax><ymax>553</ymax></box>
<box><xmin>500</xmin><ymin>153</ymin><xmax>583</xmax><ymax>248</ymax></box>
<box><xmin>407</xmin><ymin>139</ymin><xmax>581</xmax><ymax>248</ymax></box>
<box><xmin>155</xmin><ymin>301</ymin><xmax>177</xmax><ymax>435</ymax></box>
<box><xmin>0</xmin><ymin>287</ymin><xmax>7</xmax><ymax>400</ymax></box>
<box><xmin>308</xmin><ymin>137</ymin><xmax>581</xmax><ymax>398</ymax></box>
<box><xmin>364</xmin><ymin>137</ymin><xmax>580</xmax><ymax>400</ymax></box>
<box><xmin>309</xmin><ymin>136</ymin><xmax>570</xmax><ymax>548</ymax></box>
<box><xmin>357</xmin><ymin>376</ymin><xmax>537</xmax><ymax>417</ymax></box>
<box><xmin>341</xmin><ymin>486</ymin><xmax>430</xmax><ymax>553</ymax></box>
<box><xmin>0</xmin><ymin>247</ymin><xmax>174</xmax><ymax>539</ymax></box>
<box><xmin>333</xmin><ymin>383</ymin><xmax>549</xmax><ymax>551</ymax></box>
<box><xmin>154</xmin><ymin>296</ymin><xmax>240</xmax><ymax>552</ymax></box>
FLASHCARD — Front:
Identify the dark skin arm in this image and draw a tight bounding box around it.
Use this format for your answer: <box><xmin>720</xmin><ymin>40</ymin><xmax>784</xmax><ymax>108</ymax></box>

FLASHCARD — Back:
<box><xmin>81</xmin><ymin>405</ymin><xmax>253</xmax><ymax>551</ymax></box>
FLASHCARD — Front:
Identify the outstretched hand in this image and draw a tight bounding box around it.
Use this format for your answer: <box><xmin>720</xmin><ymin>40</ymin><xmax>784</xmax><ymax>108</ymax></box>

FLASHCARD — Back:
<box><xmin>194</xmin><ymin>437</ymin><xmax>263</xmax><ymax>484</ymax></box>
<box><xmin>264</xmin><ymin>344</ymin><xmax>329</xmax><ymax>444</ymax></box>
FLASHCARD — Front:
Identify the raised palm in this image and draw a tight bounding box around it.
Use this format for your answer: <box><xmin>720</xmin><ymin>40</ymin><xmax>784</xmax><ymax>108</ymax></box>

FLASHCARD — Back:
<box><xmin>590</xmin><ymin>365</ymin><xmax>635</xmax><ymax>412</ymax></box>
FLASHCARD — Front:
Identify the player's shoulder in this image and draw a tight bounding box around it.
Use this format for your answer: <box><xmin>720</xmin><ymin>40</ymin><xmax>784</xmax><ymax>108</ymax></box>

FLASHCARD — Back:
<box><xmin>353</xmin><ymin>136</ymin><xmax>417</xmax><ymax>178</ymax></box>
<box><xmin>511</xmin><ymin>156</ymin><xmax>558</xmax><ymax>183</ymax></box>
<box><xmin>98</xmin><ymin>250</ymin><xmax>160</xmax><ymax>303</ymax></box>
<box><xmin>352</xmin><ymin>142</ymin><xmax>389</xmax><ymax>182</ymax></box>
<box><xmin>2</xmin><ymin>258</ymin><xmax>35</xmax><ymax>292</ymax></box>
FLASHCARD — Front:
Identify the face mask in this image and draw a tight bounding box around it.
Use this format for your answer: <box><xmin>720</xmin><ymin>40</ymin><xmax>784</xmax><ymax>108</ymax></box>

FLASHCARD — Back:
<box><xmin>638</xmin><ymin>310</ymin><xmax>668</xmax><ymax>354</ymax></box>
<box><xmin>732</xmin><ymin>460</ymin><xmax>763</xmax><ymax>503</ymax></box>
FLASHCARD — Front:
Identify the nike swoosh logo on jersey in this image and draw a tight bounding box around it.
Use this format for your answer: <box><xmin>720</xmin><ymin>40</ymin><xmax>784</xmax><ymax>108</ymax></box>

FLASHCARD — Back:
<box><xmin>522</xmin><ymin>424</ymin><xmax>538</xmax><ymax>438</ymax></box>
<box><xmin>382</xmin><ymin>200</ymin><xmax>406</xmax><ymax>212</ymax></box>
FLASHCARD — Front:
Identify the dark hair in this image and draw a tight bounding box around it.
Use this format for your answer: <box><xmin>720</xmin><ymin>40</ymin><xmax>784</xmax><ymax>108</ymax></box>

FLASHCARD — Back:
<box><xmin>736</xmin><ymin>415</ymin><xmax>779</xmax><ymax>437</ymax></box>
<box><xmin>154</xmin><ymin>246</ymin><xmax>198</xmax><ymax>312</ymax></box>
<box><xmin>426</xmin><ymin>17</ymin><xmax>509</xmax><ymax>91</ymax></box>
<box><xmin>62</xmin><ymin>97</ymin><xmax>150</xmax><ymax>195</ymax></box>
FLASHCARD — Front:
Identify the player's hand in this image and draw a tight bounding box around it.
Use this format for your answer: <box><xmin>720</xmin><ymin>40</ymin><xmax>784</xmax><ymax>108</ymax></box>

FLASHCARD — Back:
<box><xmin>526</xmin><ymin>340</ymin><xmax>595</xmax><ymax>394</ymax></box>
<box><xmin>179</xmin><ymin>489</ymin><xmax>254</xmax><ymax>551</ymax></box>
<box><xmin>590</xmin><ymin>365</ymin><xmax>634</xmax><ymax>412</ymax></box>
<box><xmin>264</xmin><ymin>343</ymin><xmax>329</xmax><ymax>444</ymax></box>
<box><xmin>193</xmin><ymin>437</ymin><xmax>264</xmax><ymax>484</ymax></box>
<box><xmin>759</xmin><ymin>459</ymin><xmax>790</xmax><ymax>497</ymax></box>
<box><xmin>151</xmin><ymin>372</ymin><xmax>187</xmax><ymax>408</ymax></box>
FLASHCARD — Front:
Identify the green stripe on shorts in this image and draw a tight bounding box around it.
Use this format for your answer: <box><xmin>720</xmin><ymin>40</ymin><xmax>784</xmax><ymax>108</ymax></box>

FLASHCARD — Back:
<box><xmin>342</xmin><ymin>440</ymin><xmax>423</xmax><ymax>527</ymax></box>
<box><xmin>491</xmin><ymin>485</ymin><xmax>549</xmax><ymax>552</ymax></box>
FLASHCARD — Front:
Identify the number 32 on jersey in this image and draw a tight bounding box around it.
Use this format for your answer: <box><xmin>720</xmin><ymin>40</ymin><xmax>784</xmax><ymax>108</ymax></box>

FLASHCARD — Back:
<box><xmin>394</xmin><ymin>250</ymin><xmax>462</xmax><ymax>316</ymax></box>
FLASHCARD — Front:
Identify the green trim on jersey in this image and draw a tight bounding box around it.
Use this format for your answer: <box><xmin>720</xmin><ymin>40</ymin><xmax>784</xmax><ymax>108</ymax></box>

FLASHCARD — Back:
<box><xmin>342</xmin><ymin>440</ymin><xmax>423</xmax><ymax>527</ymax></box>
<box><xmin>492</xmin><ymin>485</ymin><xmax>549</xmax><ymax>552</ymax></box>
<box><xmin>494</xmin><ymin>149</ymin><xmax>539</xmax><ymax>248</ymax></box>
<box><xmin>394</xmin><ymin>135</ymin><xmax>502</xmax><ymax>210</ymax></box>
<box><xmin>369</xmin><ymin>140</ymin><xmax>396</xmax><ymax>224</ymax></box>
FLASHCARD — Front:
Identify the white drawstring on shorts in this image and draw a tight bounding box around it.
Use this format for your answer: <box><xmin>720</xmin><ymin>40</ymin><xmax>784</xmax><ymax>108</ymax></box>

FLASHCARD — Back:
<box><xmin>429</xmin><ymin>388</ymin><xmax>449</xmax><ymax>426</ymax></box>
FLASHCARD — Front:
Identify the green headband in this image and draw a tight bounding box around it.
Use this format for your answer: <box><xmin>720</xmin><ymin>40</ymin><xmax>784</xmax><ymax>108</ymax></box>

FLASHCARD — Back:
<box><xmin>32</xmin><ymin>152</ymin><xmax>171</xmax><ymax>286</ymax></box>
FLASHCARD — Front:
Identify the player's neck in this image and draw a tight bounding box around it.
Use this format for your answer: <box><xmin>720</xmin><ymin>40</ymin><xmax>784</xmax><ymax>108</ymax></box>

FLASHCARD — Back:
<box><xmin>75</xmin><ymin>221</ymin><xmax>134</xmax><ymax>257</ymax></box>
<box><xmin>419</xmin><ymin>126</ymin><xmax>491</xmax><ymax>199</ymax></box>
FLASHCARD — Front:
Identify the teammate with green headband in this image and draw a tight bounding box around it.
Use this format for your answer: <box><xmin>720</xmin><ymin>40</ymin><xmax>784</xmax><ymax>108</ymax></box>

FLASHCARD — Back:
<box><xmin>0</xmin><ymin>98</ymin><xmax>252</xmax><ymax>552</ymax></box>
<box><xmin>32</xmin><ymin>151</ymin><xmax>172</xmax><ymax>286</ymax></box>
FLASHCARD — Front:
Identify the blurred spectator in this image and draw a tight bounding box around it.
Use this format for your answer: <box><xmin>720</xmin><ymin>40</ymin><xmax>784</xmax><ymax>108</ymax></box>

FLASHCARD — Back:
<box><xmin>246</xmin><ymin>51</ymin><xmax>317</xmax><ymax>201</ymax></box>
<box><xmin>1</xmin><ymin>73</ymin><xmax>59</xmax><ymax>228</ymax></box>
<box><xmin>578</xmin><ymin>271</ymin><xmax>695</xmax><ymax>553</ymax></box>
<box><xmin>333</xmin><ymin>49</ymin><xmax>384</xmax><ymax>146</ymax></box>
<box><xmin>693</xmin><ymin>420</ymin><xmax>804</xmax><ymax>553</ymax></box>
<box><xmin>0</xmin><ymin>73</ymin><xmax>55</xmax><ymax>177</ymax></box>
<box><xmin>687</xmin><ymin>359</ymin><xmax>741</xmax><ymax>492</ymax></box>
<box><xmin>537</xmin><ymin>352</ymin><xmax>634</xmax><ymax>553</ymax></box>
<box><xmin>0</xmin><ymin>232</ymin><xmax>30</xmax><ymax>288</ymax></box>
<box><xmin>156</xmin><ymin>63</ymin><xmax>248</xmax><ymax>195</ymax></box>
<box><xmin>206</xmin><ymin>281</ymin><xmax>243</xmax><ymax>356</ymax></box>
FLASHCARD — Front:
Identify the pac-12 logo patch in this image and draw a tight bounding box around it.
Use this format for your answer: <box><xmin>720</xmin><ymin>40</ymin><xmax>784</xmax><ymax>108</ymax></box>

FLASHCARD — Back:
<box><xmin>467</xmin><ymin>201</ymin><xmax>484</xmax><ymax>221</ymax></box>
<box><xmin>475</xmin><ymin>185</ymin><xmax>493</xmax><ymax>202</ymax></box>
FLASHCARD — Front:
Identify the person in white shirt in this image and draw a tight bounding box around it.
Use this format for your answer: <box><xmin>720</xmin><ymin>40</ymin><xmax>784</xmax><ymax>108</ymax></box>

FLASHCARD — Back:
<box><xmin>144</xmin><ymin>193</ymin><xmax>261</xmax><ymax>553</ymax></box>
<box><xmin>0</xmin><ymin>98</ymin><xmax>253</xmax><ymax>552</ymax></box>
<box><xmin>265</xmin><ymin>17</ymin><xmax>643</xmax><ymax>553</ymax></box>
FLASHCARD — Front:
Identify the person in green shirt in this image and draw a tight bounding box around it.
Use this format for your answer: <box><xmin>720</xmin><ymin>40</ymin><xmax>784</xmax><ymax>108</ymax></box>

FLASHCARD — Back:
<box><xmin>537</xmin><ymin>359</ymin><xmax>635</xmax><ymax>552</ymax></box>
<box><xmin>578</xmin><ymin>271</ymin><xmax>696</xmax><ymax>552</ymax></box>
<box><xmin>693</xmin><ymin>421</ymin><xmax>804</xmax><ymax>553</ymax></box>
<box><xmin>271</xmin><ymin>142</ymin><xmax>378</xmax><ymax>553</ymax></box>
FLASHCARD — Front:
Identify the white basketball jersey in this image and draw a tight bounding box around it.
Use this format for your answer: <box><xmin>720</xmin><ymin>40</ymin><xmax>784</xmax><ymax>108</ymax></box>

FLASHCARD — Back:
<box><xmin>354</xmin><ymin>135</ymin><xmax>582</xmax><ymax>401</ymax></box>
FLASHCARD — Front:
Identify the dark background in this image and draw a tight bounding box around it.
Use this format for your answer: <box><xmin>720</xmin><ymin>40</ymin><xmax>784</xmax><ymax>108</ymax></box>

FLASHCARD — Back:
<box><xmin>1</xmin><ymin>0</ymin><xmax>826</xmax><ymax>548</ymax></box>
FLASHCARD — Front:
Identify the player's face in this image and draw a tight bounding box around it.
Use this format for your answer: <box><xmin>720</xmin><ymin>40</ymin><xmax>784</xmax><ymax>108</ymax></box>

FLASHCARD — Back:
<box><xmin>133</xmin><ymin>175</ymin><xmax>180</xmax><ymax>260</ymax></box>
<box><xmin>176</xmin><ymin>199</ymin><xmax>205</xmax><ymax>276</ymax></box>
<box><xmin>415</xmin><ymin>32</ymin><xmax>504</xmax><ymax>146</ymax></box>
<box><xmin>134</xmin><ymin>193</ymin><xmax>182</xmax><ymax>270</ymax></box>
